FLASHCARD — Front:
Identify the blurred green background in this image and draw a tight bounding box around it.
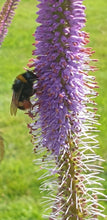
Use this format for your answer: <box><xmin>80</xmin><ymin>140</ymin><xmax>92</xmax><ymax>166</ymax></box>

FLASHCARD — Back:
<box><xmin>0</xmin><ymin>0</ymin><xmax>106</xmax><ymax>219</ymax></box>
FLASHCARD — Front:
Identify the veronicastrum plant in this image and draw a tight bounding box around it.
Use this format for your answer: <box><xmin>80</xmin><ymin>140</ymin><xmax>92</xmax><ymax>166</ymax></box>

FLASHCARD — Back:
<box><xmin>0</xmin><ymin>0</ymin><xmax>106</xmax><ymax>219</ymax></box>
<box><xmin>0</xmin><ymin>0</ymin><xmax>20</xmax><ymax>46</ymax></box>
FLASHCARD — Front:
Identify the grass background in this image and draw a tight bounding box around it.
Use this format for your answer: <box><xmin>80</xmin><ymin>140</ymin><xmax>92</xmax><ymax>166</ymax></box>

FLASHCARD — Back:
<box><xmin>0</xmin><ymin>0</ymin><xmax>107</xmax><ymax>219</ymax></box>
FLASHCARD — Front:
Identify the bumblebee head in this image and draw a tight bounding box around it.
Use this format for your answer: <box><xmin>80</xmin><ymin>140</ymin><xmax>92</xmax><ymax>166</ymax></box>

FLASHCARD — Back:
<box><xmin>23</xmin><ymin>70</ymin><xmax>38</xmax><ymax>83</ymax></box>
<box><xmin>15</xmin><ymin>70</ymin><xmax>38</xmax><ymax>85</ymax></box>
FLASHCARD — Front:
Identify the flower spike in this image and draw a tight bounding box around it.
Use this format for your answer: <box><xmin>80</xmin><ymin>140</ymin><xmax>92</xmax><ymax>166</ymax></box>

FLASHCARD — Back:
<box><xmin>0</xmin><ymin>0</ymin><xmax>20</xmax><ymax>46</ymax></box>
<box><xmin>28</xmin><ymin>0</ymin><xmax>106</xmax><ymax>219</ymax></box>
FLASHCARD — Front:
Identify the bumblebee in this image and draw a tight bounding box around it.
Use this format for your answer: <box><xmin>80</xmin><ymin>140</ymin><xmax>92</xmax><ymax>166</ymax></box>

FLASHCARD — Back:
<box><xmin>10</xmin><ymin>70</ymin><xmax>38</xmax><ymax>116</ymax></box>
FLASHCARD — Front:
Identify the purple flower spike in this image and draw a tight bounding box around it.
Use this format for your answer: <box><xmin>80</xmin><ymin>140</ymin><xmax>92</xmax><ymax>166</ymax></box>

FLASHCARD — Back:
<box><xmin>28</xmin><ymin>0</ymin><xmax>106</xmax><ymax>219</ymax></box>
<box><xmin>0</xmin><ymin>0</ymin><xmax>20</xmax><ymax>46</ymax></box>
<box><xmin>30</xmin><ymin>0</ymin><xmax>94</xmax><ymax>155</ymax></box>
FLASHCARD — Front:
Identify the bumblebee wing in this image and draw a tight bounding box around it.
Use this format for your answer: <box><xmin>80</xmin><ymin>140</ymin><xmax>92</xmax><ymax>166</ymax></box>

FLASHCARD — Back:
<box><xmin>10</xmin><ymin>86</ymin><xmax>23</xmax><ymax>116</ymax></box>
<box><xmin>10</xmin><ymin>92</ymin><xmax>18</xmax><ymax>116</ymax></box>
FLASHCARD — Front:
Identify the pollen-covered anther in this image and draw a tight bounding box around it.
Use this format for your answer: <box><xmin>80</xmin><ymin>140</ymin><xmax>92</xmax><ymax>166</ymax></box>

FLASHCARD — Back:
<box><xmin>70</xmin><ymin>55</ymin><xmax>74</xmax><ymax>59</ymax></box>
<box><xmin>63</xmin><ymin>75</ymin><xmax>69</xmax><ymax>81</ymax></box>
<box><xmin>81</xmin><ymin>203</ymin><xmax>87</xmax><ymax>209</ymax></box>
<box><xmin>47</xmin><ymin>88</ymin><xmax>51</xmax><ymax>93</ymax></box>
<box><xmin>62</xmin><ymin>61</ymin><xmax>67</xmax><ymax>68</ymax></box>
<box><xmin>79</xmin><ymin>175</ymin><xmax>85</xmax><ymax>181</ymax></box>
<box><xmin>84</xmin><ymin>82</ymin><xmax>99</xmax><ymax>89</ymax></box>
<box><xmin>93</xmin><ymin>203</ymin><xmax>98</xmax><ymax>209</ymax></box>
<box><xmin>79</xmin><ymin>70</ymin><xmax>88</xmax><ymax>76</ymax></box>
<box><xmin>58</xmin><ymin>119</ymin><xmax>62</xmax><ymax>124</ymax></box>
<box><xmin>84</xmin><ymin>61</ymin><xmax>89</xmax><ymax>65</ymax></box>
<box><xmin>90</xmin><ymin>66</ymin><xmax>99</xmax><ymax>72</ymax></box>
<box><xmin>73</xmin><ymin>42</ymin><xmax>78</xmax><ymax>46</ymax></box>
<box><xmin>68</xmin><ymin>174</ymin><xmax>71</xmax><ymax>178</ymax></box>
<box><xmin>59</xmin><ymin>93</ymin><xmax>64</xmax><ymax>98</ymax></box>
<box><xmin>36</xmin><ymin>90</ymin><xmax>42</xmax><ymax>95</ymax></box>
<box><xmin>83</xmin><ymin>210</ymin><xmax>88</xmax><ymax>216</ymax></box>
<box><xmin>53</xmin><ymin>68</ymin><xmax>58</xmax><ymax>73</ymax></box>
<box><xmin>67</xmin><ymin>100</ymin><xmax>72</xmax><ymax>105</ymax></box>
<box><xmin>82</xmin><ymin>38</ymin><xmax>90</xmax><ymax>45</ymax></box>
<box><xmin>75</xmin><ymin>55</ymin><xmax>80</xmax><ymax>60</ymax></box>
<box><xmin>33</xmin><ymin>147</ymin><xmax>37</xmax><ymax>153</ymax></box>
<box><xmin>27</xmin><ymin>62</ymin><xmax>35</xmax><ymax>68</ymax></box>
<box><xmin>74</xmin><ymin>176</ymin><xmax>78</xmax><ymax>181</ymax></box>
<box><xmin>55</xmin><ymin>108</ymin><xmax>59</xmax><ymax>113</ymax></box>
<box><xmin>52</xmin><ymin>129</ymin><xmax>56</xmax><ymax>133</ymax></box>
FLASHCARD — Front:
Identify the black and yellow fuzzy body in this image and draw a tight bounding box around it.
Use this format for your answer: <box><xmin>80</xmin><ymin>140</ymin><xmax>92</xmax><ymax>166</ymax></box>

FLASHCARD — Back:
<box><xmin>10</xmin><ymin>70</ymin><xmax>37</xmax><ymax>115</ymax></box>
